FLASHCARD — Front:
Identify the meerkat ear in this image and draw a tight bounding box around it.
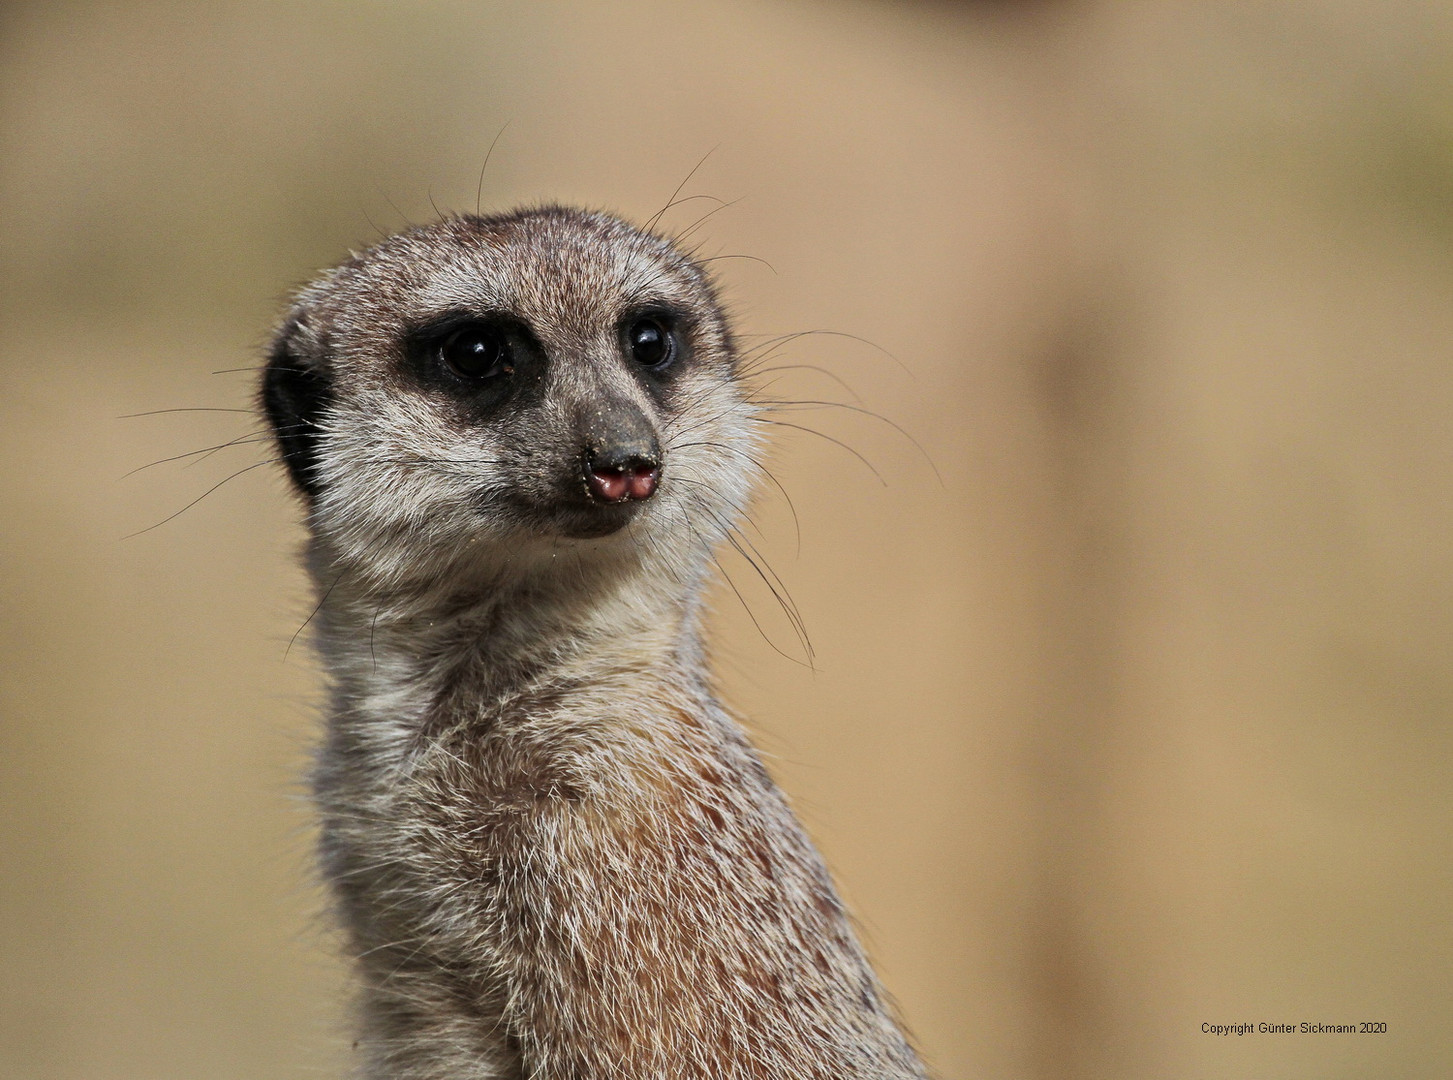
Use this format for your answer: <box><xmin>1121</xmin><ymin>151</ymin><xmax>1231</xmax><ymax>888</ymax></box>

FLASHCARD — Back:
<box><xmin>262</xmin><ymin>315</ymin><xmax>331</xmax><ymax>504</ymax></box>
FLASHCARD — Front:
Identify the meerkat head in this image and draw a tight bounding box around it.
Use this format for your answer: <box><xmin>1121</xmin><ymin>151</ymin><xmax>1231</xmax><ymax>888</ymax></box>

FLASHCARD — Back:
<box><xmin>261</xmin><ymin>207</ymin><xmax>757</xmax><ymax>589</ymax></box>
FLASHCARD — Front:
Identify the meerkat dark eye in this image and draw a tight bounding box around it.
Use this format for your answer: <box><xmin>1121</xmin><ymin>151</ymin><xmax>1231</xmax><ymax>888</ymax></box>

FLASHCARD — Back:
<box><xmin>439</xmin><ymin>324</ymin><xmax>511</xmax><ymax>379</ymax></box>
<box><xmin>627</xmin><ymin>318</ymin><xmax>673</xmax><ymax>369</ymax></box>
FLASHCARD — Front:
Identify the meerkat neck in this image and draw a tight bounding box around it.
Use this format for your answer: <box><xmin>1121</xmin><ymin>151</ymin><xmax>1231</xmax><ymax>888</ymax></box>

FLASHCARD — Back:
<box><xmin>307</xmin><ymin>535</ymin><xmax>709</xmax><ymax>732</ymax></box>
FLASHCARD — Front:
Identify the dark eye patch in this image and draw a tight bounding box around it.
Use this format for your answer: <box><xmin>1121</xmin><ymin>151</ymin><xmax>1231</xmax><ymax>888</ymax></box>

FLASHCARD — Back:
<box><xmin>401</xmin><ymin>312</ymin><xmax>542</xmax><ymax>408</ymax></box>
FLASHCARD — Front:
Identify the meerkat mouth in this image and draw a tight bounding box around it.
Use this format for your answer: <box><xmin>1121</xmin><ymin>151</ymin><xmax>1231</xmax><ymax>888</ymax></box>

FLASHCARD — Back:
<box><xmin>549</xmin><ymin>497</ymin><xmax>654</xmax><ymax>540</ymax></box>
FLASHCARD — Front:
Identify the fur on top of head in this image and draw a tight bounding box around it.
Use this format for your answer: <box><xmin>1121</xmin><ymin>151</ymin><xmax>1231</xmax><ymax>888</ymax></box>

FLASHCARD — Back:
<box><xmin>261</xmin><ymin>206</ymin><xmax>759</xmax><ymax>594</ymax></box>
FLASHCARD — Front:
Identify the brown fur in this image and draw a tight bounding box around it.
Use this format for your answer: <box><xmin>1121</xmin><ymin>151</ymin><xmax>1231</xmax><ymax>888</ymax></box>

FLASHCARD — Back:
<box><xmin>262</xmin><ymin>206</ymin><xmax>928</xmax><ymax>1079</ymax></box>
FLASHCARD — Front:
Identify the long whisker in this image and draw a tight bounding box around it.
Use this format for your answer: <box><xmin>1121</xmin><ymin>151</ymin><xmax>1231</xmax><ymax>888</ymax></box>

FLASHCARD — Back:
<box><xmin>475</xmin><ymin>120</ymin><xmax>512</xmax><ymax>217</ymax></box>
<box><xmin>745</xmin><ymin>363</ymin><xmax>863</xmax><ymax>404</ymax></box>
<box><xmin>645</xmin><ymin>148</ymin><xmax>718</xmax><ymax>233</ymax></box>
<box><xmin>376</xmin><ymin>185</ymin><xmax>415</xmax><ymax>229</ymax></box>
<box><xmin>119</xmin><ymin>407</ymin><xmax>254</xmax><ymax>418</ymax></box>
<box><xmin>669</xmin><ymin>474</ymin><xmax>767</xmax><ymax>545</ymax></box>
<box><xmin>672</xmin><ymin>197</ymin><xmax>743</xmax><ymax>246</ymax></box>
<box><xmin>121</xmin><ymin>459</ymin><xmax>280</xmax><ymax>539</ymax></box>
<box><xmin>660</xmin><ymin>385</ymin><xmax>758</xmax><ymax>446</ymax></box>
<box><xmin>678</xmin><ymin>500</ymin><xmax>811</xmax><ymax>669</ymax></box>
<box><xmin>646</xmin><ymin>194</ymin><xmax>728</xmax><ymax>233</ymax></box>
<box><xmin>694</xmin><ymin>253</ymin><xmax>776</xmax><ymax>275</ymax></box>
<box><xmin>121</xmin><ymin>431</ymin><xmax>273</xmax><ymax>478</ymax></box>
<box><xmin>723</xmin><ymin>527</ymin><xmax>813</xmax><ymax>664</ymax></box>
<box><xmin>748</xmin><ymin>417</ymin><xmax>886</xmax><ymax>486</ymax></box>
<box><xmin>390</xmin><ymin>456</ymin><xmax>507</xmax><ymax>470</ymax></box>
<box><xmin>287</xmin><ymin>563</ymin><xmax>352</xmax><ymax>660</ymax></box>
<box><xmin>753</xmin><ymin>398</ymin><xmax>941</xmax><ymax>485</ymax></box>
<box><xmin>739</xmin><ymin>328</ymin><xmax>910</xmax><ymax>378</ymax></box>
<box><xmin>666</xmin><ymin>444</ymin><xmax>801</xmax><ymax>556</ymax></box>
<box><xmin>684</xmin><ymin>491</ymin><xmax>811</xmax><ymax>659</ymax></box>
<box><xmin>293</xmin><ymin>519</ymin><xmax>405</xmax><ymax>663</ymax></box>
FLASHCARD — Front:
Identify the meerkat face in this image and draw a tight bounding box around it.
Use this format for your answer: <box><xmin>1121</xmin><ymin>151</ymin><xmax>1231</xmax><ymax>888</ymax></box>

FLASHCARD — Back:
<box><xmin>262</xmin><ymin>208</ymin><xmax>757</xmax><ymax>584</ymax></box>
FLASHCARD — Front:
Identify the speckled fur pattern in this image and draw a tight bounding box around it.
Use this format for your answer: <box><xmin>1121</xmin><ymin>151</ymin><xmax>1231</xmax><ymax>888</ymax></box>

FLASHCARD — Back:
<box><xmin>261</xmin><ymin>207</ymin><xmax>928</xmax><ymax>1079</ymax></box>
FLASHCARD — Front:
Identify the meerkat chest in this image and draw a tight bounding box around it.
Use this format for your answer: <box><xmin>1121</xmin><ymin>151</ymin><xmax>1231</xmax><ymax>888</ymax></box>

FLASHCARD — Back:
<box><xmin>378</xmin><ymin>679</ymin><xmax>805</xmax><ymax>910</ymax></box>
<box><xmin>385</xmin><ymin>697</ymin><xmax>913</xmax><ymax>1079</ymax></box>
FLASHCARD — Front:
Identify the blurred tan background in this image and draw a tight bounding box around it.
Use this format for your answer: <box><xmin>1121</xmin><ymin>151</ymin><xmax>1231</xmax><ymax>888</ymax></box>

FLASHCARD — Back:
<box><xmin>2</xmin><ymin>2</ymin><xmax>1450</xmax><ymax>1078</ymax></box>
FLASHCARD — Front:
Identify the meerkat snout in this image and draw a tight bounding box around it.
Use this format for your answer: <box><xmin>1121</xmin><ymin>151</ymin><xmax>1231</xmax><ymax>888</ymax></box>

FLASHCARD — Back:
<box><xmin>580</xmin><ymin>398</ymin><xmax>661</xmax><ymax>504</ymax></box>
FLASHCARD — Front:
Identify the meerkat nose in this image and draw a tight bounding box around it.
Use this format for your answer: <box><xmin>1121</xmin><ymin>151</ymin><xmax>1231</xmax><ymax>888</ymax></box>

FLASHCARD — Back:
<box><xmin>580</xmin><ymin>399</ymin><xmax>661</xmax><ymax>504</ymax></box>
<box><xmin>585</xmin><ymin>458</ymin><xmax>660</xmax><ymax>503</ymax></box>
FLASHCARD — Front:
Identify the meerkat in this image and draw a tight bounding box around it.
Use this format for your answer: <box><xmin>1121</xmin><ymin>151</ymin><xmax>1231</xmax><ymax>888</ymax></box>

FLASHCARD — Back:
<box><xmin>261</xmin><ymin>206</ymin><xmax>929</xmax><ymax>1080</ymax></box>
